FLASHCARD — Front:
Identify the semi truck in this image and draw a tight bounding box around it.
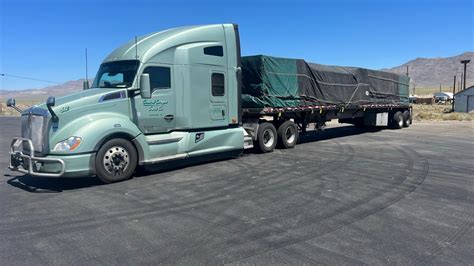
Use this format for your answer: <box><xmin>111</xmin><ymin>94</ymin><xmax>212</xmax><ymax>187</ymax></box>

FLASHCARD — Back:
<box><xmin>7</xmin><ymin>24</ymin><xmax>411</xmax><ymax>183</ymax></box>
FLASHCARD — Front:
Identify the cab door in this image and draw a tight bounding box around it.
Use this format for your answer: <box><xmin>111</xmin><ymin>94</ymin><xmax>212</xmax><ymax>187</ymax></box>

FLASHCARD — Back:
<box><xmin>134</xmin><ymin>65</ymin><xmax>175</xmax><ymax>134</ymax></box>
<box><xmin>209</xmin><ymin>71</ymin><xmax>227</xmax><ymax>123</ymax></box>
<box><xmin>204</xmin><ymin>45</ymin><xmax>228</xmax><ymax>126</ymax></box>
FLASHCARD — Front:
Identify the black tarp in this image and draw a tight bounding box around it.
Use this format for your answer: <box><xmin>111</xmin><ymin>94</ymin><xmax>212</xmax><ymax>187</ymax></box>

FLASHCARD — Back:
<box><xmin>241</xmin><ymin>55</ymin><xmax>409</xmax><ymax>108</ymax></box>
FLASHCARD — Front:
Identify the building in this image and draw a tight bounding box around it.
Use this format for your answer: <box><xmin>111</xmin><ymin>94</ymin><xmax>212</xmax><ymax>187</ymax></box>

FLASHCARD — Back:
<box><xmin>454</xmin><ymin>86</ymin><xmax>474</xmax><ymax>113</ymax></box>
<box><xmin>433</xmin><ymin>92</ymin><xmax>453</xmax><ymax>101</ymax></box>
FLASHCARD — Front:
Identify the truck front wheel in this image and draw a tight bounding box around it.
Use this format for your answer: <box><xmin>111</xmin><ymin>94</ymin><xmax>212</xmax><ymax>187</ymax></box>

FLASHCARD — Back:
<box><xmin>95</xmin><ymin>138</ymin><xmax>138</xmax><ymax>183</ymax></box>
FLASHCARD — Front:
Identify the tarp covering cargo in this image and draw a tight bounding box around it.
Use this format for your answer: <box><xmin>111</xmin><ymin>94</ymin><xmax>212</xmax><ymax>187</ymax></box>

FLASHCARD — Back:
<box><xmin>241</xmin><ymin>55</ymin><xmax>409</xmax><ymax>108</ymax></box>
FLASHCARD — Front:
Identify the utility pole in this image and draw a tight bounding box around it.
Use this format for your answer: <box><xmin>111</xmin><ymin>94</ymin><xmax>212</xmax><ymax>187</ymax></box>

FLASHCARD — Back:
<box><xmin>406</xmin><ymin>65</ymin><xmax>409</xmax><ymax>76</ymax></box>
<box><xmin>439</xmin><ymin>83</ymin><xmax>441</xmax><ymax>92</ymax></box>
<box><xmin>452</xmin><ymin>75</ymin><xmax>456</xmax><ymax>112</ymax></box>
<box><xmin>413</xmin><ymin>83</ymin><xmax>416</xmax><ymax>96</ymax></box>
<box><xmin>460</xmin><ymin>60</ymin><xmax>470</xmax><ymax>90</ymax></box>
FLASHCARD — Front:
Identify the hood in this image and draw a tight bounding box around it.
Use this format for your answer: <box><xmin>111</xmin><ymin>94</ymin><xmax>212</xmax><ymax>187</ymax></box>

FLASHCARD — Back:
<box><xmin>53</xmin><ymin>88</ymin><xmax>119</xmax><ymax>107</ymax></box>
<box><xmin>19</xmin><ymin>88</ymin><xmax>133</xmax><ymax>155</ymax></box>
<box><xmin>31</xmin><ymin>88</ymin><xmax>125</xmax><ymax>114</ymax></box>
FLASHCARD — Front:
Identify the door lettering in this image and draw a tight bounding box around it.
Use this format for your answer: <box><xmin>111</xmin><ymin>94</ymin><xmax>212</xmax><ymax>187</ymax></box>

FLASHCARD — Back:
<box><xmin>143</xmin><ymin>99</ymin><xmax>168</xmax><ymax>113</ymax></box>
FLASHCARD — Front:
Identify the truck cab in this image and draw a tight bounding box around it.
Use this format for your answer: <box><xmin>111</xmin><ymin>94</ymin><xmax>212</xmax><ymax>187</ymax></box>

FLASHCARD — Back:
<box><xmin>8</xmin><ymin>24</ymin><xmax>247</xmax><ymax>183</ymax></box>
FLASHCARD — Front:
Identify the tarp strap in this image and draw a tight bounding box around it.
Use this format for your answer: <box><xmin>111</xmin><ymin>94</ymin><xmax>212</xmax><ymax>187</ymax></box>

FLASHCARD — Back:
<box><xmin>267</xmin><ymin>71</ymin><xmax>365</xmax><ymax>87</ymax></box>
<box><xmin>368</xmin><ymin>74</ymin><xmax>409</xmax><ymax>86</ymax></box>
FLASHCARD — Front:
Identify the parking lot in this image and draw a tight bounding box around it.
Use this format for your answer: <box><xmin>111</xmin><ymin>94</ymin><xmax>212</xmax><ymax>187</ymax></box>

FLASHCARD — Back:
<box><xmin>0</xmin><ymin>116</ymin><xmax>473</xmax><ymax>264</ymax></box>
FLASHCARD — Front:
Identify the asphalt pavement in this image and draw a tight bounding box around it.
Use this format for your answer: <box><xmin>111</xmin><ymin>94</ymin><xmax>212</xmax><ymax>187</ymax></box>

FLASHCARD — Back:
<box><xmin>0</xmin><ymin>116</ymin><xmax>473</xmax><ymax>264</ymax></box>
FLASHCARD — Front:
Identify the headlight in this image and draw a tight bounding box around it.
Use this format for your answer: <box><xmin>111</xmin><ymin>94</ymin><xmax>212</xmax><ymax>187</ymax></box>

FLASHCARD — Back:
<box><xmin>53</xmin><ymin>137</ymin><xmax>82</xmax><ymax>151</ymax></box>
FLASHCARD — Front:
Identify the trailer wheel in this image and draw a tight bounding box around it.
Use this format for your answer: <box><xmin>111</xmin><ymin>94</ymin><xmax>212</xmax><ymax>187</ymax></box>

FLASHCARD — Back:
<box><xmin>402</xmin><ymin>110</ymin><xmax>411</xmax><ymax>127</ymax></box>
<box><xmin>391</xmin><ymin>111</ymin><xmax>404</xmax><ymax>129</ymax></box>
<box><xmin>95</xmin><ymin>138</ymin><xmax>137</xmax><ymax>183</ymax></box>
<box><xmin>277</xmin><ymin>121</ymin><xmax>299</xmax><ymax>148</ymax></box>
<box><xmin>255</xmin><ymin>122</ymin><xmax>277</xmax><ymax>153</ymax></box>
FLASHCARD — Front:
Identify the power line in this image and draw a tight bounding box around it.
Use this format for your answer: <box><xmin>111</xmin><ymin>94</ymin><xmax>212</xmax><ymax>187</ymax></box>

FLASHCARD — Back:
<box><xmin>0</xmin><ymin>73</ymin><xmax>62</xmax><ymax>84</ymax></box>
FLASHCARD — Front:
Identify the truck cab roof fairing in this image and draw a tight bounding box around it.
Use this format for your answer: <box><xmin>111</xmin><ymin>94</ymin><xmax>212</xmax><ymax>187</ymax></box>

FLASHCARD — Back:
<box><xmin>103</xmin><ymin>24</ymin><xmax>232</xmax><ymax>64</ymax></box>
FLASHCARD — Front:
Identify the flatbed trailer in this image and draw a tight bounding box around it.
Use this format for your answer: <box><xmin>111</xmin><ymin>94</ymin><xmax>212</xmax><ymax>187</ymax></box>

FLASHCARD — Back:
<box><xmin>241</xmin><ymin>103</ymin><xmax>411</xmax><ymax>151</ymax></box>
<box><xmin>239</xmin><ymin>54</ymin><xmax>411</xmax><ymax>151</ymax></box>
<box><xmin>243</xmin><ymin>103</ymin><xmax>411</xmax><ymax>126</ymax></box>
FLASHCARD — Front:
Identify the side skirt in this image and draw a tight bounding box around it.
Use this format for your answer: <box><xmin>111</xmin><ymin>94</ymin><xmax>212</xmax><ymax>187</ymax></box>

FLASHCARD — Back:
<box><xmin>141</xmin><ymin>149</ymin><xmax>243</xmax><ymax>173</ymax></box>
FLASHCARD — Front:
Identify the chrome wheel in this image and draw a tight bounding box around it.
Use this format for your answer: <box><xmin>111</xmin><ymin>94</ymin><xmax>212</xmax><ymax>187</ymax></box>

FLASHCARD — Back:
<box><xmin>277</xmin><ymin>121</ymin><xmax>298</xmax><ymax>149</ymax></box>
<box><xmin>103</xmin><ymin>146</ymin><xmax>129</xmax><ymax>176</ymax></box>
<box><xmin>256</xmin><ymin>122</ymin><xmax>277</xmax><ymax>153</ymax></box>
<box><xmin>403</xmin><ymin>110</ymin><xmax>411</xmax><ymax>127</ymax></box>
<box><xmin>398</xmin><ymin>118</ymin><xmax>403</xmax><ymax>128</ymax></box>
<box><xmin>262</xmin><ymin>128</ymin><xmax>275</xmax><ymax>148</ymax></box>
<box><xmin>285</xmin><ymin>126</ymin><xmax>296</xmax><ymax>144</ymax></box>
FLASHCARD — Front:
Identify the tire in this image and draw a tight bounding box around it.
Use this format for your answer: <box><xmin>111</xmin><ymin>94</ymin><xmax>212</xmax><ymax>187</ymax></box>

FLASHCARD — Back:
<box><xmin>255</xmin><ymin>122</ymin><xmax>277</xmax><ymax>153</ymax></box>
<box><xmin>402</xmin><ymin>110</ymin><xmax>411</xmax><ymax>127</ymax></box>
<box><xmin>391</xmin><ymin>111</ymin><xmax>404</xmax><ymax>129</ymax></box>
<box><xmin>95</xmin><ymin>138</ymin><xmax>137</xmax><ymax>183</ymax></box>
<box><xmin>277</xmin><ymin>121</ymin><xmax>299</xmax><ymax>149</ymax></box>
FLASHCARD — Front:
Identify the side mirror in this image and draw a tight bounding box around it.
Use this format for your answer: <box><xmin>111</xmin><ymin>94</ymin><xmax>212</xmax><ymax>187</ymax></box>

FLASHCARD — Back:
<box><xmin>140</xmin><ymin>73</ymin><xmax>151</xmax><ymax>99</ymax></box>
<box><xmin>46</xmin><ymin>96</ymin><xmax>59</xmax><ymax>123</ymax></box>
<box><xmin>6</xmin><ymin>98</ymin><xmax>22</xmax><ymax>113</ymax></box>
<box><xmin>6</xmin><ymin>98</ymin><xmax>15</xmax><ymax>107</ymax></box>
<box><xmin>46</xmin><ymin>96</ymin><xmax>56</xmax><ymax>107</ymax></box>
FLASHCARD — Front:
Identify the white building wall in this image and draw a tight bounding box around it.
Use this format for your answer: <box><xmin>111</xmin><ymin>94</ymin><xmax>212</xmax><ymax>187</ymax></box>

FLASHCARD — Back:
<box><xmin>454</xmin><ymin>87</ymin><xmax>474</xmax><ymax>113</ymax></box>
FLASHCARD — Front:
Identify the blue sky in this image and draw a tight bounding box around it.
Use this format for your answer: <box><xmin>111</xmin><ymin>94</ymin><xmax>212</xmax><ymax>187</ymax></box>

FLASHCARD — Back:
<box><xmin>1</xmin><ymin>0</ymin><xmax>473</xmax><ymax>90</ymax></box>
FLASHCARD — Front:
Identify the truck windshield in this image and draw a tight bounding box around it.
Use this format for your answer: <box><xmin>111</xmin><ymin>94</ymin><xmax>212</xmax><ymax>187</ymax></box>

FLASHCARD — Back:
<box><xmin>92</xmin><ymin>60</ymin><xmax>139</xmax><ymax>88</ymax></box>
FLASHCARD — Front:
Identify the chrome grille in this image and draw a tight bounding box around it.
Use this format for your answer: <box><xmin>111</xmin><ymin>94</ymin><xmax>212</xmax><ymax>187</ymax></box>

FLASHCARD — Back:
<box><xmin>30</xmin><ymin>115</ymin><xmax>45</xmax><ymax>152</ymax></box>
<box><xmin>21</xmin><ymin>109</ymin><xmax>49</xmax><ymax>154</ymax></box>
<box><xmin>21</xmin><ymin>115</ymin><xmax>29</xmax><ymax>140</ymax></box>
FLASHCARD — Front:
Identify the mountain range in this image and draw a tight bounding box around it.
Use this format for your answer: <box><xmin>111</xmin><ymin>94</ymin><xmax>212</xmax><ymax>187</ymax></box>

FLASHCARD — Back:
<box><xmin>1</xmin><ymin>52</ymin><xmax>473</xmax><ymax>102</ymax></box>
<box><xmin>1</xmin><ymin>79</ymin><xmax>94</xmax><ymax>102</ymax></box>
<box><xmin>382</xmin><ymin>51</ymin><xmax>473</xmax><ymax>89</ymax></box>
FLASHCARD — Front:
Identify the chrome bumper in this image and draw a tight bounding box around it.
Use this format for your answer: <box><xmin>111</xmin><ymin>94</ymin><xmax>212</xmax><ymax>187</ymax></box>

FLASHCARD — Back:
<box><xmin>9</xmin><ymin>137</ymin><xmax>65</xmax><ymax>177</ymax></box>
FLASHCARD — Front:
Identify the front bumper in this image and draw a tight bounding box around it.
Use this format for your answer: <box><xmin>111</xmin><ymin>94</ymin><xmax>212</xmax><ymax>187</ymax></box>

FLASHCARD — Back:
<box><xmin>9</xmin><ymin>137</ymin><xmax>93</xmax><ymax>178</ymax></box>
<box><xmin>9</xmin><ymin>138</ymin><xmax>65</xmax><ymax>177</ymax></box>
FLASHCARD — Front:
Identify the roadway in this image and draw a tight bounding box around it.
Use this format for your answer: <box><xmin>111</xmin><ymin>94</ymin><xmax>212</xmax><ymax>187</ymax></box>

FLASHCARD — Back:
<box><xmin>0</xmin><ymin>117</ymin><xmax>473</xmax><ymax>264</ymax></box>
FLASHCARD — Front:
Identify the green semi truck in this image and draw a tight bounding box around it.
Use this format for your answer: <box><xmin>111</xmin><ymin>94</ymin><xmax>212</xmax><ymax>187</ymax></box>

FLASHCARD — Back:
<box><xmin>7</xmin><ymin>24</ymin><xmax>411</xmax><ymax>183</ymax></box>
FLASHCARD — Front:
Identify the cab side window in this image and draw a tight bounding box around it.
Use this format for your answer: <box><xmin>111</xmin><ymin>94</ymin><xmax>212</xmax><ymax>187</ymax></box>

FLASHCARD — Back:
<box><xmin>204</xmin><ymin>46</ymin><xmax>223</xmax><ymax>57</ymax></box>
<box><xmin>211</xmin><ymin>73</ymin><xmax>225</xmax><ymax>96</ymax></box>
<box><xmin>143</xmin><ymin>66</ymin><xmax>171</xmax><ymax>92</ymax></box>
